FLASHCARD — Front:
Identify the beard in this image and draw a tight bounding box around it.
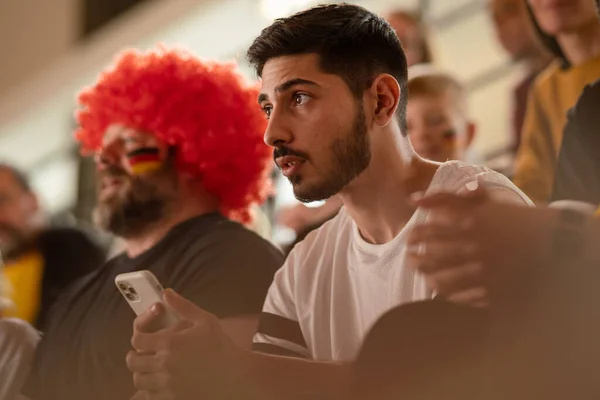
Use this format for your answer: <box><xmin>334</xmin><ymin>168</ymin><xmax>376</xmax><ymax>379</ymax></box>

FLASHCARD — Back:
<box><xmin>282</xmin><ymin>104</ymin><xmax>371</xmax><ymax>203</ymax></box>
<box><xmin>93</xmin><ymin>165</ymin><xmax>177</xmax><ymax>239</ymax></box>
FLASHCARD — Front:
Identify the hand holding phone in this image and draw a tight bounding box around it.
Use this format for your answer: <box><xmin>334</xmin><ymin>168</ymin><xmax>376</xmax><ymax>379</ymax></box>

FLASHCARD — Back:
<box><xmin>115</xmin><ymin>270</ymin><xmax>179</xmax><ymax>331</ymax></box>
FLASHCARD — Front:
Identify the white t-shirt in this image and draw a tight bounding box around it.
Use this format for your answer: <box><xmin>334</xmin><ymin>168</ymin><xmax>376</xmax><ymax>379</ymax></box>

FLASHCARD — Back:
<box><xmin>253</xmin><ymin>161</ymin><xmax>533</xmax><ymax>362</ymax></box>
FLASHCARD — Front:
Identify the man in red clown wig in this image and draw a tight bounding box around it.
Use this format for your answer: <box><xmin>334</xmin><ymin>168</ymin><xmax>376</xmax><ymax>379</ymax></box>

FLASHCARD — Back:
<box><xmin>19</xmin><ymin>46</ymin><xmax>284</xmax><ymax>400</ymax></box>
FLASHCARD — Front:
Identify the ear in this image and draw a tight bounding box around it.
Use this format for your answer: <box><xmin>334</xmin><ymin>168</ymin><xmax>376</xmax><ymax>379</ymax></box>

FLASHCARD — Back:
<box><xmin>465</xmin><ymin>121</ymin><xmax>477</xmax><ymax>148</ymax></box>
<box><xmin>368</xmin><ymin>74</ymin><xmax>401</xmax><ymax>127</ymax></box>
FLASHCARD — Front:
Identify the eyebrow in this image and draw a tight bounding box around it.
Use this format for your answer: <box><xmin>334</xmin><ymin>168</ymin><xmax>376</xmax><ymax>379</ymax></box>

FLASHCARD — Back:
<box><xmin>258</xmin><ymin>78</ymin><xmax>319</xmax><ymax>104</ymax></box>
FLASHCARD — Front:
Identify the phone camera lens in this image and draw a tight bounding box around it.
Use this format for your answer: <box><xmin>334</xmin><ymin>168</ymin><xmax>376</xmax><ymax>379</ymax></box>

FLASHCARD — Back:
<box><xmin>129</xmin><ymin>287</ymin><xmax>138</xmax><ymax>295</ymax></box>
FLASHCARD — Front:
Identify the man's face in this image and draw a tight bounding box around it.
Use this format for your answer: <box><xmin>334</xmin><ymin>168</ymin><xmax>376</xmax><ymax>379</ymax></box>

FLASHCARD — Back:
<box><xmin>406</xmin><ymin>92</ymin><xmax>473</xmax><ymax>162</ymax></box>
<box><xmin>93</xmin><ymin>125</ymin><xmax>177</xmax><ymax>238</ymax></box>
<box><xmin>259</xmin><ymin>54</ymin><xmax>371</xmax><ymax>203</ymax></box>
<box><xmin>528</xmin><ymin>0</ymin><xmax>597</xmax><ymax>35</ymax></box>
<box><xmin>0</xmin><ymin>169</ymin><xmax>38</xmax><ymax>257</ymax></box>
<box><xmin>490</xmin><ymin>0</ymin><xmax>540</xmax><ymax>60</ymax></box>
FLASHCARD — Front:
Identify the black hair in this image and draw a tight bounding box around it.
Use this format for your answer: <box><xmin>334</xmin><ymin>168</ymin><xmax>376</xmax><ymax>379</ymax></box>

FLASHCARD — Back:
<box><xmin>247</xmin><ymin>3</ymin><xmax>409</xmax><ymax>134</ymax></box>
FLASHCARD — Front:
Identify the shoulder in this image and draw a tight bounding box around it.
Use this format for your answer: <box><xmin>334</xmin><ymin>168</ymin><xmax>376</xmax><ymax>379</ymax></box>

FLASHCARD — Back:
<box><xmin>434</xmin><ymin>161</ymin><xmax>532</xmax><ymax>205</ymax></box>
<box><xmin>181</xmin><ymin>216</ymin><xmax>284</xmax><ymax>270</ymax></box>
<box><xmin>38</xmin><ymin>226</ymin><xmax>102</xmax><ymax>250</ymax></box>
<box><xmin>532</xmin><ymin>60</ymin><xmax>563</xmax><ymax>92</ymax></box>
<box><xmin>38</xmin><ymin>226</ymin><xmax>106</xmax><ymax>273</ymax></box>
<box><xmin>571</xmin><ymin>79</ymin><xmax>600</xmax><ymax>119</ymax></box>
<box><xmin>278</xmin><ymin>210</ymin><xmax>351</xmax><ymax>278</ymax></box>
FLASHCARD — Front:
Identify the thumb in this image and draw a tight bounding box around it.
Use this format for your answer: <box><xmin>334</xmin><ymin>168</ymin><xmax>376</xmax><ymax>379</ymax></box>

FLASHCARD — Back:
<box><xmin>163</xmin><ymin>288</ymin><xmax>208</xmax><ymax>321</ymax></box>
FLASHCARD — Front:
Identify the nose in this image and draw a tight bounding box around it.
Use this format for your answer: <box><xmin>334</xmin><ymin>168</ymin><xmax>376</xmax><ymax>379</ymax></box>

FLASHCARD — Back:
<box><xmin>263</xmin><ymin>109</ymin><xmax>293</xmax><ymax>148</ymax></box>
<box><xmin>95</xmin><ymin>145</ymin><xmax>120</xmax><ymax>171</ymax></box>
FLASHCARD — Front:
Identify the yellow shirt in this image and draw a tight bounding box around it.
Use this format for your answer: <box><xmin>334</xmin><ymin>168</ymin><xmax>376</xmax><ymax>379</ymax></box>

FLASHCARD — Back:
<box><xmin>513</xmin><ymin>55</ymin><xmax>600</xmax><ymax>204</ymax></box>
<box><xmin>2</xmin><ymin>251</ymin><xmax>44</xmax><ymax>323</ymax></box>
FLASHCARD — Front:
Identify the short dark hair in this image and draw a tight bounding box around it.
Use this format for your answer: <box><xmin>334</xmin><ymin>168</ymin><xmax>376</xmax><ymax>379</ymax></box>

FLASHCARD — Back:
<box><xmin>0</xmin><ymin>163</ymin><xmax>31</xmax><ymax>193</ymax></box>
<box><xmin>247</xmin><ymin>3</ymin><xmax>409</xmax><ymax>135</ymax></box>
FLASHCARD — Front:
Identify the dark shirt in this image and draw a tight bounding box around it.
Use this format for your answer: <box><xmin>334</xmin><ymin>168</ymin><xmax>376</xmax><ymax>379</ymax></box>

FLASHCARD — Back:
<box><xmin>24</xmin><ymin>213</ymin><xmax>283</xmax><ymax>400</ymax></box>
<box><xmin>551</xmin><ymin>79</ymin><xmax>600</xmax><ymax>205</ymax></box>
<box><xmin>35</xmin><ymin>227</ymin><xmax>105</xmax><ymax>330</ymax></box>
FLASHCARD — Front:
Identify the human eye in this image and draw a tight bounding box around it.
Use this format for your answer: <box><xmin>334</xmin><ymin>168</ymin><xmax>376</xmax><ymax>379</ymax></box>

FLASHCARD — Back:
<box><xmin>261</xmin><ymin>104</ymin><xmax>273</xmax><ymax>119</ymax></box>
<box><xmin>292</xmin><ymin>92</ymin><xmax>310</xmax><ymax>106</ymax></box>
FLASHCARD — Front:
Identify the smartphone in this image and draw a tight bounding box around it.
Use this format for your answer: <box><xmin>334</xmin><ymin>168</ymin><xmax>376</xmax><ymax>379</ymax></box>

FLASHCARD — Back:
<box><xmin>115</xmin><ymin>270</ymin><xmax>179</xmax><ymax>329</ymax></box>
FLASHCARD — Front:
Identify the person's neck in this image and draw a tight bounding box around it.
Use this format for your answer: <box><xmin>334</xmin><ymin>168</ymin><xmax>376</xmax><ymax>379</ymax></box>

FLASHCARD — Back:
<box><xmin>558</xmin><ymin>22</ymin><xmax>600</xmax><ymax>66</ymax></box>
<box><xmin>123</xmin><ymin>200</ymin><xmax>219</xmax><ymax>258</ymax></box>
<box><xmin>522</xmin><ymin>52</ymin><xmax>552</xmax><ymax>75</ymax></box>
<box><xmin>339</xmin><ymin>134</ymin><xmax>439</xmax><ymax>245</ymax></box>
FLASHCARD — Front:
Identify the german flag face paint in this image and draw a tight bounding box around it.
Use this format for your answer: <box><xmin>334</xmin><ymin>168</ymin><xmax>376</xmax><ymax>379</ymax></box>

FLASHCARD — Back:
<box><xmin>127</xmin><ymin>147</ymin><xmax>163</xmax><ymax>175</ymax></box>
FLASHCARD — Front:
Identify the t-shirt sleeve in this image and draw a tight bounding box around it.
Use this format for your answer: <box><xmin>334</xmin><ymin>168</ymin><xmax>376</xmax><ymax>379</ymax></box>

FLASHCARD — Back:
<box><xmin>252</xmin><ymin>251</ymin><xmax>310</xmax><ymax>358</ymax></box>
<box><xmin>171</xmin><ymin>227</ymin><xmax>284</xmax><ymax>320</ymax></box>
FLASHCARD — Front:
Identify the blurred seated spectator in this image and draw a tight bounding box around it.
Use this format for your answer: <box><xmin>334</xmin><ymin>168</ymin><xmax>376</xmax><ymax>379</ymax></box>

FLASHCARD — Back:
<box><xmin>406</xmin><ymin>65</ymin><xmax>476</xmax><ymax>163</ymax></box>
<box><xmin>21</xmin><ymin>46</ymin><xmax>283</xmax><ymax>400</ymax></box>
<box><xmin>0</xmin><ymin>163</ymin><xmax>104</xmax><ymax>330</ymax></box>
<box><xmin>488</xmin><ymin>0</ymin><xmax>553</xmax><ymax>154</ymax></box>
<box><xmin>513</xmin><ymin>0</ymin><xmax>600</xmax><ymax>204</ymax></box>
<box><xmin>276</xmin><ymin>8</ymin><xmax>437</xmax><ymax>246</ymax></box>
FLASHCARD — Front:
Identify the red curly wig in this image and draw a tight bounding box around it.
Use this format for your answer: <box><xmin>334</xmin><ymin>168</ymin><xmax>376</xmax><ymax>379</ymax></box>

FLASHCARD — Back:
<box><xmin>75</xmin><ymin>46</ymin><xmax>271</xmax><ymax>223</ymax></box>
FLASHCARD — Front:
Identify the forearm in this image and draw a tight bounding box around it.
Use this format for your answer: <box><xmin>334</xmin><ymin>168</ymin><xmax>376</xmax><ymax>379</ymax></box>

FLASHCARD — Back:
<box><xmin>232</xmin><ymin>351</ymin><xmax>349</xmax><ymax>400</ymax></box>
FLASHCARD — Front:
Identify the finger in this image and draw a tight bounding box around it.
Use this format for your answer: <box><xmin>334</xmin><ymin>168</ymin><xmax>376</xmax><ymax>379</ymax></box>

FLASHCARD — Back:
<box><xmin>131</xmin><ymin>391</ymin><xmax>148</xmax><ymax>400</ymax></box>
<box><xmin>131</xmin><ymin>391</ymin><xmax>174</xmax><ymax>400</ymax></box>
<box><xmin>164</xmin><ymin>289</ymin><xmax>210</xmax><ymax>321</ymax></box>
<box><xmin>414</xmin><ymin>186</ymin><xmax>487</xmax><ymax>210</ymax></box>
<box><xmin>133</xmin><ymin>372</ymin><xmax>171</xmax><ymax>391</ymax></box>
<box><xmin>427</xmin><ymin>262</ymin><xmax>484</xmax><ymax>295</ymax></box>
<box><xmin>407</xmin><ymin>242</ymin><xmax>477</xmax><ymax>273</ymax></box>
<box><xmin>126</xmin><ymin>350</ymin><xmax>163</xmax><ymax>373</ymax></box>
<box><xmin>134</xmin><ymin>303</ymin><xmax>167</xmax><ymax>333</ymax></box>
<box><xmin>407</xmin><ymin>221</ymin><xmax>472</xmax><ymax>246</ymax></box>
<box><xmin>447</xmin><ymin>287</ymin><xmax>489</xmax><ymax>307</ymax></box>
<box><xmin>131</xmin><ymin>330</ymin><xmax>170</xmax><ymax>353</ymax></box>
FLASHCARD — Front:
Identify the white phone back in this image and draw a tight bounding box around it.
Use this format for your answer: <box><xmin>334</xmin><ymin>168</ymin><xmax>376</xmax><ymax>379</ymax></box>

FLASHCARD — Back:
<box><xmin>115</xmin><ymin>270</ymin><xmax>178</xmax><ymax>326</ymax></box>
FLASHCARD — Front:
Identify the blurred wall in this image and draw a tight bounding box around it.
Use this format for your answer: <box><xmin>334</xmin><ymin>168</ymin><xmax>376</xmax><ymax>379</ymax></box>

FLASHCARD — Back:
<box><xmin>0</xmin><ymin>0</ymin><xmax>79</xmax><ymax>100</ymax></box>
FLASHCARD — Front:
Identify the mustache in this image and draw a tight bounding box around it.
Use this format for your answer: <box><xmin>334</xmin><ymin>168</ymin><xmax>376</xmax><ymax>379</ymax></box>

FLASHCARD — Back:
<box><xmin>98</xmin><ymin>166</ymin><xmax>129</xmax><ymax>180</ymax></box>
<box><xmin>273</xmin><ymin>146</ymin><xmax>309</xmax><ymax>162</ymax></box>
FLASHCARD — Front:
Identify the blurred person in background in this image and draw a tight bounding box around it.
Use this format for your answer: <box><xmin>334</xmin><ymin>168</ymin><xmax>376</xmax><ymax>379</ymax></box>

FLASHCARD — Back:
<box><xmin>489</xmin><ymin>0</ymin><xmax>553</xmax><ymax>153</ymax></box>
<box><xmin>406</xmin><ymin>65</ymin><xmax>476</xmax><ymax>163</ymax></box>
<box><xmin>552</xmin><ymin>0</ymin><xmax>600</xmax><ymax>205</ymax></box>
<box><xmin>277</xmin><ymin>7</ymin><xmax>436</xmax><ymax>250</ymax></box>
<box><xmin>513</xmin><ymin>0</ymin><xmax>600</xmax><ymax>204</ymax></box>
<box><xmin>385</xmin><ymin>9</ymin><xmax>434</xmax><ymax>67</ymax></box>
<box><xmin>20</xmin><ymin>46</ymin><xmax>283</xmax><ymax>400</ymax></box>
<box><xmin>0</xmin><ymin>163</ymin><xmax>104</xmax><ymax>330</ymax></box>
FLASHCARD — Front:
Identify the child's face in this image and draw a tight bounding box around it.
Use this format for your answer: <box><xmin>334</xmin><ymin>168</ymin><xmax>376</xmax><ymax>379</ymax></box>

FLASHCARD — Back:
<box><xmin>406</xmin><ymin>92</ymin><xmax>474</xmax><ymax>162</ymax></box>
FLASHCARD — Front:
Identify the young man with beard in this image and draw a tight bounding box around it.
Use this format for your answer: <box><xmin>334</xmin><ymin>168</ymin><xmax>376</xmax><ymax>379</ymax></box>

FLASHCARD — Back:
<box><xmin>18</xmin><ymin>47</ymin><xmax>283</xmax><ymax>400</ymax></box>
<box><xmin>125</xmin><ymin>4</ymin><xmax>532</xmax><ymax>400</ymax></box>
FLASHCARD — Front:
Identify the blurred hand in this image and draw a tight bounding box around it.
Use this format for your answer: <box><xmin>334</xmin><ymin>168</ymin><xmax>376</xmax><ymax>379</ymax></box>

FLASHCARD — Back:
<box><xmin>407</xmin><ymin>185</ymin><xmax>554</xmax><ymax>305</ymax></box>
<box><xmin>407</xmin><ymin>185</ymin><xmax>489</xmax><ymax>307</ymax></box>
<box><xmin>126</xmin><ymin>289</ymin><xmax>242</xmax><ymax>400</ymax></box>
